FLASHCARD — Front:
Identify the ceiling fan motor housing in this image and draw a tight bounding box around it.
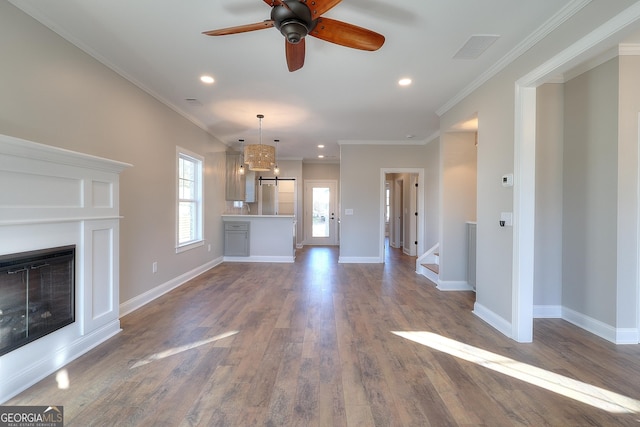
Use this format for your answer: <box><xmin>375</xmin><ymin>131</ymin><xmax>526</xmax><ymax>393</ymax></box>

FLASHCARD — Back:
<box><xmin>271</xmin><ymin>0</ymin><xmax>315</xmax><ymax>44</ymax></box>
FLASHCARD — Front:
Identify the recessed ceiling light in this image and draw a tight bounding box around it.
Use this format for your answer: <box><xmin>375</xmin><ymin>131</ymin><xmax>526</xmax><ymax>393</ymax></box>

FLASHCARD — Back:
<box><xmin>317</xmin><ymin>144</ymin><xmax>325</xmax><ymax>148</ymax></box>
<box><xmin>398</xmin><ymin>78</ymin><xmax>412</xmax><ymax>86</ymax></box>
<box><xmin>318</xmin><ymin>155</ymin><xmax>325</xmax><ymax>158</ymax></box>
<box><xmin>200</xmin><ymin>75</ymin><xmax>214</xmax><ymax>84</ymax></box>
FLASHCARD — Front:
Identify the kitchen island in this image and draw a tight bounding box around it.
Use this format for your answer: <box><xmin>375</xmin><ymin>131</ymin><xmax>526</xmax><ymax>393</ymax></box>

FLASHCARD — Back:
<box><xmin>222</xmin><ymin>214</ymin><xmax>296</xmax><ymax>262</ymax></box>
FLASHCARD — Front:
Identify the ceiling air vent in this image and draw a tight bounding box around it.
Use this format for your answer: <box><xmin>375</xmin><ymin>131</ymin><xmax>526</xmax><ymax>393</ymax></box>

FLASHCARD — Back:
<box><xmin>185</xmin><ymin>98</ymin><xmax>202</xmax><ymax>106</ymax></box>
<box><xmin>453</xmin><ymin>34</ymin><xmax>500</xmax><ymax>59</ymax></box>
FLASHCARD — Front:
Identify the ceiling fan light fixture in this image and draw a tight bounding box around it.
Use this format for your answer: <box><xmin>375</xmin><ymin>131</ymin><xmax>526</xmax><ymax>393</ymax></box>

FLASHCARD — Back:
<box><xmin>279</xmin><ymin>20</ymin><xmax>309</xmax><ymax>44</ymax></box>
<box><xmin>204</xmin><ymin>0</ymin><xmax>384</xmax><ymax>71</ymax></box>
<box><xmin>271</xmin><ymin>0</ymin><xmax>313</xmax><ymax>44</ymax></box>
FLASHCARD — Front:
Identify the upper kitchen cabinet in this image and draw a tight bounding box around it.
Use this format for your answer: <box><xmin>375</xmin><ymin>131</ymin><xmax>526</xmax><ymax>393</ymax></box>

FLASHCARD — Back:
<box><xmin>225</xmin><ymin>152</ymin><xmax>245</xmax><ymax>201</ymax></box>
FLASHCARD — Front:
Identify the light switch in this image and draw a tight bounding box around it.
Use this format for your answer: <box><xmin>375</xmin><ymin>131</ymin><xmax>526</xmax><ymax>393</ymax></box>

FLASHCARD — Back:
<box><xmin>502</xmin><ymin>174</ymin><xmax>514</xmax><ymax>187</ymax></box>
<box><xmin>500</xmin><ymin>212</ymin><xmax>513</xmax><ymax>227</ymax></box>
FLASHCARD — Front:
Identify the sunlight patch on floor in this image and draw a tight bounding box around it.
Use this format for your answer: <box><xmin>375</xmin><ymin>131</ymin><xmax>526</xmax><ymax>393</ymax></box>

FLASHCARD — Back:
<box><xmin>131</xmin><ymin>330</ymin><xmax>239</xmax><ymax>369</ymax></box>
<box><xmin>56</xmin><ymin>369</ymin><xmax>70</xmax><ymax>390</ymax></box>
<box><xmin>392</xmin><ymin>330</ymin><xmax>640</xmax><ymax>414</ymax></box>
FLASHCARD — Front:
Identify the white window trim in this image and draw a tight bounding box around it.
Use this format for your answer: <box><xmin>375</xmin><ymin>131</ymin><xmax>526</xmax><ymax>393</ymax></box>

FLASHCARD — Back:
<box><xmin>176</xmin><ymin>146</ymin><xmax>204</xmax><ymax>253</ymax></box>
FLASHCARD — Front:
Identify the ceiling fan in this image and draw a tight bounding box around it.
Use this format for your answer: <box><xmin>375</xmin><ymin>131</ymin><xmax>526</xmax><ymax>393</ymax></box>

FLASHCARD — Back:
<box><xmin>203</xmin><ymin>0</ymin><xmax>385</xmax><ymax>72</ymax></box>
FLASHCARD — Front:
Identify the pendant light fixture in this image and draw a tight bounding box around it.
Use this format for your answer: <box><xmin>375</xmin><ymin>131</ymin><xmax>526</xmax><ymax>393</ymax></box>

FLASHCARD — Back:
<box><xmin>238</xmin><ymin>139</ymin><xmax>245</xmax><ymax>175</ymax></box>
<box><xmin>273</xmin><ymin>139</ymin><xmax>280</xmax><ymax>176</ymax></box>
<box><xmin>244</xmin><ymin>114</ymin><xmax>275</xmax><ymax>171</ymax></box>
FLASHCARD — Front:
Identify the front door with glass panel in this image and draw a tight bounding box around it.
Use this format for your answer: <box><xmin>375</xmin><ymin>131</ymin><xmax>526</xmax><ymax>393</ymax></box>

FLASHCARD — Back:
<box><xmin>304</xmin><ymin>180</ymin><xmax>338</xmax><ymax>245</ymax></box>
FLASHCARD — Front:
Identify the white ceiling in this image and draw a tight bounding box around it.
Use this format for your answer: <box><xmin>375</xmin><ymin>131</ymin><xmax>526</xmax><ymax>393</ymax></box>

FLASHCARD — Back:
<box><xmin>11</xmin><ymin>0</ymin><xmax>580</xmax><ymax>161</ymax></box>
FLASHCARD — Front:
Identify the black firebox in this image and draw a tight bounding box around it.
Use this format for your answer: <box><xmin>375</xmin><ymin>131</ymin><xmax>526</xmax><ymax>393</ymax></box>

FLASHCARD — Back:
<box><xmin>0</xmin><ymin>245</ymin><xmax>75</xmax><ymax>356</ymax></box>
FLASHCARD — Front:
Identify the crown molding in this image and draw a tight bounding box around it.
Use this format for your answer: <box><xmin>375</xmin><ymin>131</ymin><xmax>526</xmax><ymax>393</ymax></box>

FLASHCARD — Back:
<box><xmin>619</xmin><ymin>43</ymin><xmax>640</xmax><ymax>55</ymax></box>
<box><xmin>338</xmin><ymin>139</ymin><xmax>427</xmax><ymax>146</ymax></box>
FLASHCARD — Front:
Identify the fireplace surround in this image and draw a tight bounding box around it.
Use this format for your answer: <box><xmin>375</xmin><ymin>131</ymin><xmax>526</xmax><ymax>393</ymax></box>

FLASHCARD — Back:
<box><xmin>0</xmin><ymin>134</ymin><xmax>130</xmax><ymax>402</ymax></box>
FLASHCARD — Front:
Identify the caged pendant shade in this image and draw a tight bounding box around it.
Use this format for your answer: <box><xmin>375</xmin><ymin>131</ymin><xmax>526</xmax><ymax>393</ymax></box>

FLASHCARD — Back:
<box><xmin>244</xmin><ymin>114</ymin><xmax>275</xmax><ymax>171</ymax></box>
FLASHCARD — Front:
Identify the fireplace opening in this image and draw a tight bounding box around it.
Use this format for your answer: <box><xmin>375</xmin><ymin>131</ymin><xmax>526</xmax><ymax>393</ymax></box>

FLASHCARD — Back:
<box><xmin>0</xmin><ymin>245</ymin><xmax>75</xmax><ymax>356</ymax></box>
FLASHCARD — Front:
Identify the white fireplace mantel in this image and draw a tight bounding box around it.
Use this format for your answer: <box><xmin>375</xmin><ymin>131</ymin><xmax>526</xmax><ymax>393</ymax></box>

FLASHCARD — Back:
<box><xmin>0</xmin><ymin>133</ymin><xmax>131</xmax><ymax>403</ymax></box>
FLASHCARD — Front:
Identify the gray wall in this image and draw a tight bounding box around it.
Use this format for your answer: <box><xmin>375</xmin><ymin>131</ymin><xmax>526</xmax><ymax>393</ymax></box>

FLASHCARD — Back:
<box><xmin>339</xmin><ymin>144</ymin><xmax>430</xmax><ymax>260</ymax></box>
<box><xmin>440</xmin><ymin>132</ymin><xmax>477</xmax><ymax>283</ymax></box>
<box><xmin>616</xmin><ymin>54</ymin><xmax>640</xmax><ymax>328</ymax></box>
<box><xmin>534</xmin><ymin>56</ymin><xmax>640</xmax><ymax>331</ymax></box>
<box><xmin>424</xmin><ymin>140</ymin><xmax>441</xmax><ymax>252</ymax></box>
<box><xmin>563</xmin><ymin>58</ymin><xmax>619</xmax><ymax>325</ymax></box>
<box><xmin>303</xmin><ymin>162</ymin><xmax>340</xmax><ymax>181</ymax></box>
<box><xmin>0</xmin><ymin>3</ymin><xmax>228</xmax><ymax>304</ymax></box>
<box><xmin>534</xmin><ymin>84</ymin><xmax>564</xmax><ymax>308</ymax></box>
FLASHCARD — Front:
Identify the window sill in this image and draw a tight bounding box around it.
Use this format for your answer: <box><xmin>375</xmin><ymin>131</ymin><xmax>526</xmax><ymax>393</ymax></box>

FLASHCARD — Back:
<box><xmin>176</xmin><ymin>240</ymin><xmax>204</xmax><ymax>254</ymax></box>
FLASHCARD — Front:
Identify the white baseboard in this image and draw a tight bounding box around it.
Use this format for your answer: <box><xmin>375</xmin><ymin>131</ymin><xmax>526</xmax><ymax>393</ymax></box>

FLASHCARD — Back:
<box><xmin>338</xmin><ymin>256</ymin><xmax>381</xmax><ymax>263</ymax></box>
<box><xmin>615</xmin><ymin>328</ymin><xmax>640</xmax><ymax>344</ymax></box>
<box><xmin>223</xmin><ymin>255</ymin><xmax>294</xmax><ymax>263</ymax></box>
<box><xmin>472</xmin><ymin>302</ymin><xmax>513</xmax><ymax>338</ymax></box>
<box><xmin>533</xmin><ymin>305</ymin><xmax>562</xmax><ymax>318</ymax></box>
<box><xmin>120</xmin><ymin>256</ymin><xmax>223</xmax><ymax>317</ymax></box>
<box><xmin>562</xmin><ymin>307</ymin><xmax>639</xmax><ymax>344</ymax></box>
<box><xmin>529</xmin><ymin>305</ymin><xmax>639</xmax><ymax>344</ymax></box>
<box><xmin>437</xmin><ymin>280</ymin><xmax>474</xmax><ymax>291</ymax></box>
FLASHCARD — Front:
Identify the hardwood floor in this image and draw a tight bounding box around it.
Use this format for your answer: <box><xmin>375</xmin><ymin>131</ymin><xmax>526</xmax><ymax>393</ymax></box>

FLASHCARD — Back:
<box><xmin>8</xmin><ymin>245</ymin><xmax>640</xmax><ymax>426</ymax></box>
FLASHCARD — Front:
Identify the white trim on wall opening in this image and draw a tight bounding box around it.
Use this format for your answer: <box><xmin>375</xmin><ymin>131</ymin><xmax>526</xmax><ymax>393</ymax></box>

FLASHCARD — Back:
<box><xmin>379</xmin><ymin>168</ymin><xmax>425</xmax><ymax>263</ymax></box>
<box><xmin>512</xmin><ymin>3</ymin><xmax>640</xmax><ymax>343</ymax></box>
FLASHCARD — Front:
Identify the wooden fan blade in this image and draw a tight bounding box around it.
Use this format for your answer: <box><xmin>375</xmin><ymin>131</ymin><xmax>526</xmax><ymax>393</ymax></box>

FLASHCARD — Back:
<box><xmin>286</xmin><ymin>39</ymin><xmax>305</xmax><ymax>72</ymax></box>
<box><xmin>308</xmin><ymin>0</ymin><xmax>342</xmax><ymax>17</ymax></box>
<box><xmin>263</xmin><ymin>0</ymin><xmax>290</xmax><ymax>9</ymax></box>
<box><xmin>203</xmin><ymin>20</ymin><xmax>274</xmax><ymax>36</ymax></box>
<box><xmin>309</xmin><ymin>17</ymin><xmax>384</xmax><ymax>51</ymax></box>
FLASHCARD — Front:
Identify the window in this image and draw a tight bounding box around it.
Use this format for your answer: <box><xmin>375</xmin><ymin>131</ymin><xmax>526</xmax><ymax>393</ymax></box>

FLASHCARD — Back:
<box><xmin>176</xmin><ymin>147</ymin><xmax>204</xmax><ymax>252</ymax></box>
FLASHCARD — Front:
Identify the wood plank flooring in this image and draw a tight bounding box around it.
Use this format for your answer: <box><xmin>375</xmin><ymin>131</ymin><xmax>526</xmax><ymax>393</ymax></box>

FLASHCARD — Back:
<box><xmin>7</xmin><ymin>244</ymin><xmax>640</xmax><ymax>426</ymax></box>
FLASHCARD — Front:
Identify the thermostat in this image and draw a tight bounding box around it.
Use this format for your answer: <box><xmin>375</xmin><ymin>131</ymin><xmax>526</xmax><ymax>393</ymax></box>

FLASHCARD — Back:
<box><xmin>502</xmin><ymin>174</ymin><xmax>513</xmax><ymax>187</ymax></box>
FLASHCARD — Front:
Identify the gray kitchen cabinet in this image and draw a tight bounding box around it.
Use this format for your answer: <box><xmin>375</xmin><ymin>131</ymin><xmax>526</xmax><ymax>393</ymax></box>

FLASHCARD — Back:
<box><xmin>225</xmin><ymin>152</ymin><xmax>245</xmax><ymax>201</ymax></box>
<box><xmin>224</xmin><ymin>221</ymin><xmax>250</xmax><ymax>256</ymax></box>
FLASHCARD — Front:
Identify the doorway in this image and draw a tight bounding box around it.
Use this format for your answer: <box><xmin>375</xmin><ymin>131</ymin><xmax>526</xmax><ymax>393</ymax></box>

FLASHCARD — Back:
<box><xmin>380</xmin><ymin>169</ymin><xmax>424</xmax><ymax>262</ymax></box>
<box><xmin>511</xmin><ymin>10</ymin><xmax>640</xmax><ymax>343</ymax></box>
<box><xmin>392</xmin><ymin>177</ymin><xmax>403</xmax><ymax>249</ymax></box>
<box><xmin>304</xmin><ymin>180</ymin><xmax>338</xmax><ymax>245</ymax></box>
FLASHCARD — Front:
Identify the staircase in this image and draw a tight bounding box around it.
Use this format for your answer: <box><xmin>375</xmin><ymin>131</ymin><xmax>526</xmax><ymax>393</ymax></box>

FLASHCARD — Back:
<box><xmin>424</xmin><ymin>252</ymin><xmax>439</xmax><ymax>274</ymax></box>
<box><xmin>416</xmin><ymin>243</ymin><xmax>439</xmax><ymax>284</ymax></box>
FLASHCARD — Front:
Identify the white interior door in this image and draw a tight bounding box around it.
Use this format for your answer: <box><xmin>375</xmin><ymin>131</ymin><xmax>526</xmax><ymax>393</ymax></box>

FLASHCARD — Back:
<box><xmin>304</xmin><ymin>180</ymin><xmax>338</xmax><ymax>245</ymax></box>
<box><xmin>394</xmin><ymin>178</ymin><xmax>403</xmax><ymax>248</ymax></box>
